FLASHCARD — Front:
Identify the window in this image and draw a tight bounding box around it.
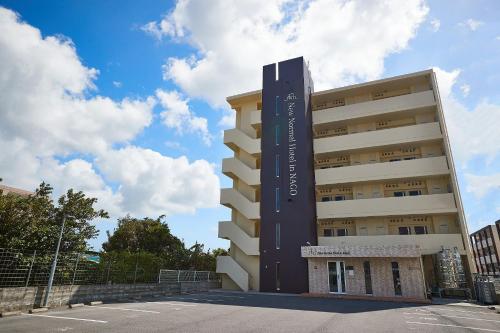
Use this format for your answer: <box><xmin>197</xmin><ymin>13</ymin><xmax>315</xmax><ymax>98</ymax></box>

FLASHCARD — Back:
<box><xmin>334</xmin><ymin>195</ymin><xmax>345</xmax><ymax>201</ymax></box>
<box><xmin>275</xmin><ymin>96</ymin><xmax>280</xmax><ymax>116</ymax></box>
<box><xmin>394</xmin><ymin>191</ymin><xmax>405</xmax><ymax>197</ymax></box>
<box><xmin>376</xmin><ymin>226</ymin><xmax>385</xmax><ymax>235</ymax></box>
<box><xmin>337</xmin><ymin>228</ymin><xmax>348</xmax><ymax>237</ymax></box>
<box><xmin>276</xmin><ymin>224</ymin><xmax>280</xmax><ymax>249</ymax></box>
<box><xmin>321</xmin><ymin>196</ymin><xmax>331</xmax><ymax>202</ymax></box>
<box><xmin>438</xmin><ymin>223</ymin><xmax>449</xmax><ymax>233</ymax></box>
<box><xmin>275</xmin><ymin>154</ymin><xmax>280</xmax><ymax>178</ymax></box>
<box><xmin>409</xmin><ymin>190</ymin><xmax>421</xmax><ymax>196</ymax></box>
<box><xmin>275</xmin><ymin>188</ymin><xmax>280</xmax><ymax>212</ymax></box>
<box><xmin>276</xmin><ymin>262</ymin><xmax>281</xmax><ymax>291</ymax></box>
<box><xmin>389</xmin><ymin>159</ymin><xmax>401</xmax><ymax>162</ymax></box>
<box><xmin>391</xmin><ymin>262</ymin><xmax>402</xmax><ymax>296</ymax></box>
<box><xmin>404</xmin><ymin>157</ymin><xmax>416</xmax><ymax>160</ymax></box>
<box><xmin>275</xmin><ymin>125</ymin><xmax>280</xmax><ymax>146</ymax></box>
<box><xmin>398</xmin><ymin>226</ymin><xmax>411</xmax><ymax>235</ymax></box>
<box><xmin>414</xmin><ymin>226</ymin><xmax>428</xmax><ymax>235</ymax></box>
<box><xmin>323</xmin><ymin>229</ymin><xmax>333</xmax><ymax>237</ymax></box>
<box><xmin>364</xmin><ymin>261</ymin><xmax>373</xmax><ymax>295</ymax></box>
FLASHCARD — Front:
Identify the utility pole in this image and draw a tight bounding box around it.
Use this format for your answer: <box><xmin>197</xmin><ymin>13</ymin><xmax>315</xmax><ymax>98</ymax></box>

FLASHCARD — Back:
<box><xmin>43</xmin><ymin>214</ymin><xmax>66</xmax><ymax>307</ymax></box>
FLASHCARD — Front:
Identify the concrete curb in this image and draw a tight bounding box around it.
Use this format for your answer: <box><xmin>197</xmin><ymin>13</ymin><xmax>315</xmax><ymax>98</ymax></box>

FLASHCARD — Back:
<box><xmin>302</xmin><ymin>293</ymin><xmax>431</xmax><ymax>304</ymax></box>
<box><xmin>69</xmin><ymin>303</ymin><xmax>84</xmax><ymax>309</ymax></box>
<box><xmin>89</xmin><ymin>301</ymin><xmax>103</xmax><ymax>306</ymax></box>
<box><xmin>1</xmin><ymin>311</ymin><xmax>22</xmax><ymax>317</ymax></box>
<box><xmin>29</xmin><ymin>308</ymin><xmax>48</xmax><ymax>314</ymax></box>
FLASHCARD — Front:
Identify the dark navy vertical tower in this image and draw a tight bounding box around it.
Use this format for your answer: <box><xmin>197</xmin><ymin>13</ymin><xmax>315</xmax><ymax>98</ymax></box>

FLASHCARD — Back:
<box><xmin>260</xmin><ymin>57</ymin><xmax>317</xmax><ymax>293</ymax></box>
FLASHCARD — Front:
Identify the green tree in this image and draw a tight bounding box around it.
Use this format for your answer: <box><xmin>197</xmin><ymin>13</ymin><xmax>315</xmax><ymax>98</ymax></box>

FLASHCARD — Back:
<box><xmin>0</xmin><ymin>181</ymin><xmax>108</xmax><ymax>252</ymax></box>
<box><xmin>102</xmin><ymin>215</ymin><xmax>189</xmax><ymax>268</ymax></box>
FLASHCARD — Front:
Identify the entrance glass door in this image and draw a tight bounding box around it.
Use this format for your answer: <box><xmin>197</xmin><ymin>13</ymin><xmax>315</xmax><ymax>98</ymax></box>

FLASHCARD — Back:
<box><xmin>328</xmin><ymin>261</ymin><xmax>346</xmax><ymax>293</ymax></box>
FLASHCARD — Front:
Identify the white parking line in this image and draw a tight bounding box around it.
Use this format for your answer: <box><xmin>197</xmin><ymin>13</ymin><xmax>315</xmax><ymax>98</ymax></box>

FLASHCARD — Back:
<box><xmin>203</xmin><ymin>295</ymin><xmax>245</xmax><ymax>299</ymax></box>
<box><xmin>145</xmin><ymin>301</ymin><xmax>197</xmax><ymax>307</ymax></box>
<box><xmin>90</xmin><ymin>306</ymin><xmax>160</xmax><ymax>314</ymax></box>
<box><xmin>407</xmin><ymin>321</ymin><xmax>500</xmax><ymax>332</ymax></box>
<box><xmin>403</xmin><ymin>312</ymin><xmax>500</xmax><ymax>324</ymax></box>
<box><xmin>165</xmin><ymin>297</ymin><xmax>224</xmax><ymax>302</ymax></box>
<box><xmin>427</xmin><ymin>307</ymin><xmax>497</xmax><ymax>316</ymax></box>
<box><xmin>23</xmin><ymin>313</ymin><xmax>107</xmax><ymax>323</ymax></box>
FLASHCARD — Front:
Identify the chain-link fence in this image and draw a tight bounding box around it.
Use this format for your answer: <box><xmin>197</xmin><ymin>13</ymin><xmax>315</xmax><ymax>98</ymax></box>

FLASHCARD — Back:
<box><xmin>158</xmin><ymin>269</ymin><xmax>218</xmax><ymax>283</ymax></box>
<box><xmin>0</xmin><ymin>248</ymin><xmax>218</xmax><ymax>288</ymax></box>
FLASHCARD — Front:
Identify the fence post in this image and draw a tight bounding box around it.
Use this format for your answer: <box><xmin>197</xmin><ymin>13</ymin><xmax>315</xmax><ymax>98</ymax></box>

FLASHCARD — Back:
<box><xmin>25</xmin><ymin>250</ymin><xmax>36</xmax><ymax>288</ymax></box>
<box><xmin>193</xmin><ymin>271</ymin><xmax>197</xmax><ymax>282</ymax></box>
<box><xmin>71</xmin><ymin>253</ymin><xmax>81</xmax><ymax>286</ymax></box>
<box><xmin>177</xmin><ymin>270</ymin><xmax>181</xmax><ymax>283</ymax></box>
<box><xmin>106</xmin><ymin>260</ymin><xmax>111</xmax><ymax>284</ymax></box>
<box><xmin>133</xmin><ymin>253</ymin><xmax>139</xmax><ymax>285</ymax></box>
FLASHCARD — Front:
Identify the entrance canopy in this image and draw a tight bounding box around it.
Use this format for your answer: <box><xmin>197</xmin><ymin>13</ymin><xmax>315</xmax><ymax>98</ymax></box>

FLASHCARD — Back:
<box><xmin>301</xmin><ymin>245</ymin><xmax>420</xmax><ymax>258</ymax></box>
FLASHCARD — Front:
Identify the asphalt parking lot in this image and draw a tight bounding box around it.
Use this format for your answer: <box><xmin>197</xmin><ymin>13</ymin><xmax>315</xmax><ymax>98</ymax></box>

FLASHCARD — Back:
<box><xmin>1</xmin><ymin>292</ymin><xmax>499</xmax><ymax>333</ymax></box>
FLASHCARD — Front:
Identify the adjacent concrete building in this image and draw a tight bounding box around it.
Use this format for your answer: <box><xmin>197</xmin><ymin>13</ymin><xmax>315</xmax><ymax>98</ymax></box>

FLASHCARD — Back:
<box><xmin>216</xmin><ymin>57</ymin><xmax>475</xmax><ymax>300</ymax></box>
<box><xmin>0</xmin><ymin>184</ymin><xmax>33</xmax><ymax>197</ymax></box>
<box><xmin>470</xmin><ymin>221</ymin><xmax>500</xmax><ymax>276</ymax></box>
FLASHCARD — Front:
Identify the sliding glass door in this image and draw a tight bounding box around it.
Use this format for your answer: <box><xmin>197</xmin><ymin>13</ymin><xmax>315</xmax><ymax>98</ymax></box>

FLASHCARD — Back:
<box><xmin>328</xmin><ymin>261</ymin><xmax>346</xmax><ymax>293</ymax></box>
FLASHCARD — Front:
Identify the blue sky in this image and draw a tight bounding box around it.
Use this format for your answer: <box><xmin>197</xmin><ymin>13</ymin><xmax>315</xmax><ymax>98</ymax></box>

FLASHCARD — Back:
<box><xmin>0</xmin><ymin>0</ymin><xmax>499</xmax><ymax>251</ymax></box>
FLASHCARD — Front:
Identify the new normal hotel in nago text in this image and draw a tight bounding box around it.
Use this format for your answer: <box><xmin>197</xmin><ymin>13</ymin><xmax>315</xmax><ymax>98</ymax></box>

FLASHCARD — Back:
<box><xmin>216</xmin><ymin>57</ymin><xmax>475</xmax><ymax>301</ymax></box>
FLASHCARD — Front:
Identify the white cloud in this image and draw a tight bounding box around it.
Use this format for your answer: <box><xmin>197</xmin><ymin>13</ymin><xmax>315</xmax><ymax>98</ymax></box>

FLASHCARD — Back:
<box><xmin>0</xmin><ymin>8</ymin><xmax>155</xmax><ymax>156</ymax></box>
<box><xmin>145</xmin><ymin>0</ymin><xmax>428</xmax><ymax>107</ymax></box>
<box><xmin>434</xmin><ymin>67</ymin><xmax>500</xmax><ymax>164</ymax></box>
<box><xmin>0</xmin><ymin>7</ymin><xmax>220</xmax><ymax>221</ymax></box>
<box><xmin>218</xmin><ymin>110</ymin><xmax>236</xmax><ymax>128</ymax></box>
<box><xmin>96</xmin><ymin>146</ymin><xmax>220</xmax><ymax>216</ymax></box>
<box><xmin>112</xmin><ymin>81</ymin><xmax>122</xmax><ymax>88</ymax></box>
<box><xmin>465</xmin><ymin>173</ymin><xmax>500</xmax><ymax>198</ymax></box>
<box><xmin>496</xmin><ymin>36</ymin><xmax>500</xmax><ymax>41</ymax></box>
<box><xmin>165</xmin><ymin>140</ymin><xmax>187</xmax><ymax>151</ymax></box>
<box><xmin>460</xmin><ymin>18</ymin><xmax>483</xmax><ymax>31</ymax></box>
<box><xmin>156</xmin><ymin>89</ymin><xmax>213</xmax><ymax>145</ymax></box>
<box><xmin>141</xmin><ymin>19</ymin><xmax>174</xmax><ymax>40</ymax></box>
<box><xmin>460</xmin><ymin>84</ymin><xmax>470</xmax><ymax>97</ymax></box>
<box><xmin>430</xmin><ymin>19</ymin><xmax>441</xmax><ymax>32</ymax></box>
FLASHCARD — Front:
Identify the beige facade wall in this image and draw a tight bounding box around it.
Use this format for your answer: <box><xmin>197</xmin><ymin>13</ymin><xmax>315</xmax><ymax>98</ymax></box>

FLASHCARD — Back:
<box><xmin>218</xmin><ymin>68</ymin><xmax>474</xmax><ymax>293</ymax></box>
<box><xmin>218</xmin><ymin>91</ymin><xmax>262</xmax><ymax>292</ymax></box>
<box><xmin>307</xmin><ymin>257</ymin><xmax>426</xmax><ymax>299</ymax></box>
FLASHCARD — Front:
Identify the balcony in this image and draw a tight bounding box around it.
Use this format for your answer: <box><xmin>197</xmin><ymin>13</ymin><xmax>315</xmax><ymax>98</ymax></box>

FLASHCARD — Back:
<box><xmin>216</xmin><ymin>256</ymin><xmax>249</xmax><ymax>291</ymax></box>
<box><xmin>220</xmin><ymin>188</ymin><xmax>260</xmax><ymax>220</ymax></box>
<box><xmin>316</xmin><ymin>193</ymin><xmax>457</xmax><ymax>219</ymax></box>
<box><xmin>250</xmin><ymin>110</ymin><xmax>261</xmax><ymax>128</ymax></box>
<box><xmin>222</xmin><ymin>157</ymin><xmax>260</xmax><ymax>186</ymax></box>
<box><xmin>317</xmin><ymin>233</ymin><xmax>466</xmax><ymax>255</ymax></box>
<box><xmin>314</xmin><ymin>122</ymin><xmax>442</xmax><ymax>155</ymax></box>
<box><xmin>315</xmin><ymin>156</ymin><xmax>449</xmax><ymax>185</ymax></box>
<box><xmin>313</xmin><ymin>90</ymin><xmax>436</xmax><ymax>125</ymax></box>
<box><xmin>219</xmin><ymin>221</ymin><xmax>259</xmax><ymax>256</ymax></box>
<box><xmin>224</xmin><ymin>128</ymin><xmax>261</xmax><ymax>156</ymax></box>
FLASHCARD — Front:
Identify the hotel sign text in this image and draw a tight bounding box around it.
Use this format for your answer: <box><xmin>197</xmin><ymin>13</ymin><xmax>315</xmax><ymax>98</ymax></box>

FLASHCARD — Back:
<box><xmin>286</xmin><ymin>92</ymin><xmax>298</xmax><ymax>196</ymax></box>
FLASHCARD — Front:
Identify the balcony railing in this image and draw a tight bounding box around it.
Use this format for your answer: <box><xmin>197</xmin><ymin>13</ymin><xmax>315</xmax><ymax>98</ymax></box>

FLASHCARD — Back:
<box><xmin>222</xmin><ymin>157</ymin><xmax>260</xmax><ymax>186</ymax></box>
<box><xmin>315</xmin><ymin>156</ymin><xmax>449</xmax><ymax>185</ymax></box>
<box><xmin>312</xmin><ymin>90</ymin><xmax>436</xmax><ymax>125</ymax></box>
<box><xmin>314</xmin><ymin>122</ymin><xmax>442</xmax><ymax>155</ymax></box>
<box><xmin>218</xmin><ymin>221</ymin><xmax>259</xmax><ymax>256</ymax></box>
<box><xmin>220</xmin><ymin>188</ymin><xmax>260</xmax><ymax>220</ymax></box>
<box><xmin>224</xmin><ymin>128</ymin><xmax>261</xmax><ymax>155</ymax></box>
<box><xmin>317</xmin><ymin>193</ymin><xmax>457</xmax><ymax>219</ymax></box>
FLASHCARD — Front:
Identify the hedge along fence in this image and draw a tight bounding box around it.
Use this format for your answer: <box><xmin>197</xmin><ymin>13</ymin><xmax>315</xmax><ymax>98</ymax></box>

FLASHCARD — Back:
<box><xmin>0</xmin><ymin>248</ymin><xmax>215</xmax><ymax>288</ymax></box>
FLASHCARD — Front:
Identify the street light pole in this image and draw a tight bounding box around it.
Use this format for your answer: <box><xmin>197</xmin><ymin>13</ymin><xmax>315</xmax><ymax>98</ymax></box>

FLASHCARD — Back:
<box><xmin>43</xmin><ymin>214</ymin><xmax>66</xmax><ymax>307</ymax></box>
